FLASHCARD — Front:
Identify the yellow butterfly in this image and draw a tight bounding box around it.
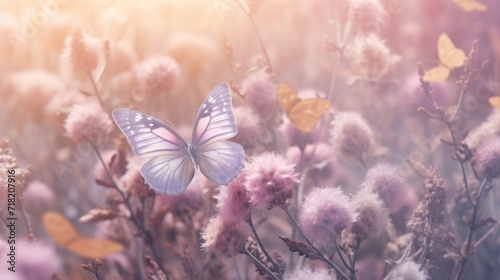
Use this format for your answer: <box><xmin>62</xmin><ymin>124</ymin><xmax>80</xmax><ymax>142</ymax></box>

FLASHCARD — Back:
<box><xmin>43</xmin><ymin>211</ymin><xmax>124</xmax><ymax>259</ymax></box>
<box><xmin>453</xmin><ymin>0</ymin><xmax>487</xmax><ymax>12</ymax></box>
<box><xmin>277</xmin><ymin>83</ymin><xmax>331</xmax><ymax>133</ymax></box>
<box><xmin>489</xmin><ymin>97</ymin><xmax>500</xmax><ymax>109</ymax></box>
<box><xmin>423</xmin><ymin>33</ymin><xmax>466</xmax><ymax>82</ymax></box>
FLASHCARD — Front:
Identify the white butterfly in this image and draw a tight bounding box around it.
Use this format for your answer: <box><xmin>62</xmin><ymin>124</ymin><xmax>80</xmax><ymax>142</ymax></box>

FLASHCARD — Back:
<box><xmin>112</xmin><ymin>83</ymin><xmax>245</xmax><ymax>195</ymax></box>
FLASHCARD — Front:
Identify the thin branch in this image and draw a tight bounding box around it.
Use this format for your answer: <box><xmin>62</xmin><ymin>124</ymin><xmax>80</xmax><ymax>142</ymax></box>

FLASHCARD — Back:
<box><xmin>280</xmin><ymin>204</ymin><xmax>349</xmax><ymax>280</ymax></box>
<box><xmin>246</xmin><ymin>214</ymin><xmax>279</xmax><ymax>272</ymax></box>
<box><xmin>243</xmin><ymin>247</ymin><xmax>280</xmax><ymax>280</ymax></box>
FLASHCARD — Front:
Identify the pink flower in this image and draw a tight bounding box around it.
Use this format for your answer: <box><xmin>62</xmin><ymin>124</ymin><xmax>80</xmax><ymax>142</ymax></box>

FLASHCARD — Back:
<box><xmin>299</xmin><ymin>187</ymin><xmax>354</xmax><ymax>247</ymax></box>
<box><xmin>216</xmin><ymin>171</ymin><xmax>254</xmax><ymax>223</ymax></box>
<box><xmin>135</xmin><ymin>55</ymin><xmax>180</xmax><ymax>94</ymax></box>
<box><xmin>240</xmin><ymin>68</ymin><xmax>277</xmax><ymax>121</ymax></box>
<box><xmin>386</xmin><ymin>261</ymin><xmax>428</xmax><ymax>280</ymax></box>
<box><xmin>330</xmin><ymin>111</ymin><xmax>374</xmax><ymax>159</ymax></box>
<box><xmin>285</xmin><ymin>267</ymin><xmax>335</xmax><ymax>280</ymax></box>
<box><xmin>347</xmin><ymin>0</ymin><xmax>387</xmax><ymax>36</ymax></box>
<box><xmin>61</xmin><ymin>29</ymin><xmax>107</xmax><ymax>78</ymax></box>
<box><xmin>201</xmin><ymin>216</ymin><xmax>250</xmax><ymax>258</ymax></box>
<box><xmin>17</xmin><ymin>242</ymin><xmax>62</xmax><ymax>280</ymax></box>
<box><xmin>245</xmin><ymin>153</ymin><xmax>297</xmax><ymax>210</ymax></box>
<box><xmin>350</xmin><ymin>188</ymin><xmax>389</xmax><ymax>240</ymax></box>
<box><xmin>64</xmin><ymin>103</ymin><xmax>111</xmax><ymax>143</ymax></box>
<box><xmin>472</xmin><ymin>136</ymin><xmax>500</xmax><ymax>179</ymax></box>
<box><xmin>362</xmin><ymin>164</ymin><xmax>408</xmax><ymax>212</ymax></box>
<box><xmin>121</xmin><ymin>157</ymin><xmax>153</xmax><ymax>197</ymax></box>
<box><xmin>281</xmin><ymin>118</ymin><xmax>322</xmax><ymax>151</ymax></box>
<box><xmin>22</xmin><ymin>181</ymin><xmax>56</xmax><ymax>215</ymax></box>
<box><xmin>232</xmin><ymin>106</ymin><xmax>267</xmax><ymax>155</ymax></box>
<box><xmin>355</xmin><ymin>256</ymin><xmax>385</xmax><ymax>280</ymax></box>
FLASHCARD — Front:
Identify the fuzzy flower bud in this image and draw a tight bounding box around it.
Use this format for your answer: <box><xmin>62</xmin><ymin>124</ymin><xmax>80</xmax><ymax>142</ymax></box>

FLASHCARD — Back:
<box><xmin>232</xmin><ymin>106</ymin><xmax>267</xmax><ymax>155</ymax></box>
<box><xmin>351</xmin><ymin>188</ymin><xmax>389</xmax><ymax>240</ymax></box>
<box><xmin>348</xmin><ymin>0</ymin><xmax>387</xmax><ymax>36</ymax></box>
<box><xmin>345</xmin><ymin>34</ymin><xmax>401</xmax><ymax>80</ymax></box>
<box><xmin>64</xmin><ymin>103</ymin><xmax>111</xmax><ymax>143</ymax></box>
<box><xmin>216</xmin><ymin>171</ymin><xmax>254</xmax><ymax>223</ymax></box>
<box><xmin>22</xmin><ymin>181</ymin><xmax>56</xmax><ymax>215</ymax></box>
<box><xmin>17</xmin><ymin>242</ymin><xmax>62</xmax><ymax>280</ymax></box>
<box><xmin>245</xmin><ymin>153</ymin><xmax>297</xmax><ymax>210</ymax></box>
<box><xmin>363</xmin><ymin>164</ymin><xmax>408</xmax><ymax>212</ymax></box>
<box><xmin>285</xmin><ymin>267</ymin><xmax>335</xmax><ymax>280</ymax></box>
<box><xmin>386</xmin><ymin>261</ymin><xmax>428</xmax><ymax>280</ymax></box>
<box><xmin>62</xmin><ymin>29</ymin><xmax>107</xmax><ymax>78</ymax></box>
<box><xmin>299</xmin><ymin>187</ymin><xmax>354</xmax><ymax>247</ymax></box>
<box><xmin>330</xmin><ymin>111</ymin><xmax>374</xmax><ymax>159</ymax></box>
<box><xmin>135</xmin><ymin>55</ymin><xmax>180</xmax><ymax>94</ymax></box>
<box><xmin>240</xmin><ymin>68</ymin><xmax>277</xmax><ymax>121</ymax></box>
<box><xmin>201</xmin><ymin>216</ymin><xmax>250</xmax><ymax>258</ymax></box>
<box><xmin>472</xmin><ymin>136</ymin><xmax>500</xmax><ymax>179</ymax></box>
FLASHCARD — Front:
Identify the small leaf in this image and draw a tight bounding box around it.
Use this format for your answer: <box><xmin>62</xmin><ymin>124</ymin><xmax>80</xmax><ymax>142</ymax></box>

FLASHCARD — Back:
<box><xmin>278</xmin><ymin>236</ymin><xmax>321</xmax><ymax>260</ymax></box>
<box><xmin>79</xmin><ymin>208</ymin><xmax>120</xmax><ymax>223</ymax></box>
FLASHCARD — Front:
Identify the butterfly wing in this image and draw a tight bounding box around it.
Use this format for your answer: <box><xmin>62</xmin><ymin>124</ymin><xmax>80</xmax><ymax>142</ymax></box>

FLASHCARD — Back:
<box><xmin>489</xmin><ymin>97</ymin><xmax>500</xmax><ymax>109</ymax></box>
<box><xmin>141</xmin><ymin>155</ymin><xmax>195</xmax><ymax>195</ymax></box>
<box><xmin>277</xmin><ymin>83</ymin><xmax>300</xmax><ymax>114</ymax></box>
<box><xmin>43</xmin><ymin>212</ymin><xmax>78</xmax><ymax>247</ymax></box>
<box><xmin>190</xmin><ymin>83</ymin><xmax>245</xmax><ymax>185</ymax></box>
<box><xmin>288</xmin><ymin>99</ymin><xmax>331</xmax><ymax>132</ymax></box>
<box><xmin>191</xmin><ymin>83</ymin><xmax>238</xmax><ymax>147</ymax></box>
<box><xmin>112</xmin><ymin>109</ymin><xmax>195</xmax><ymax>195</ymax></box>
<box><xmin>438</xmin><ymin>33</ymin><xmax>466</xmax><ymax>69</ymax></box>
<box><xmin>197</xmin><ymin>141</ymin><xmax>245</xmax><ymax>185</ymax></box>
<box><xmin>67</xmin><ymin>237</ymin><xmax>125</xmax><ymax>259</ymax></box>
<box><xmin>453</xmin><ymin>0</ymin><xmax>487</xmax><ymax>11</ymax></box>
<box><xmin>423</xmin><ymin>66</ymin><xmax>450</xmax><ymax>82</ymax></box>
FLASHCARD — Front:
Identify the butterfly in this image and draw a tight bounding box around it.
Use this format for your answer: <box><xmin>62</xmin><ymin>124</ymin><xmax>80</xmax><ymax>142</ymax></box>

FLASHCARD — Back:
<box><xmin>112</xmin><ymin>83</ymin><xmax>245</xmax><ymax>195</ymax></box>
<box><xmin>423</xmin><ymin>33</ymin><xmax>466</xmax><ymax>82</ymax></box>
<box><xmin>43</xmin><ymin>211</ymin><xmax>124</xmax><ymax>259</ymax></box>
<box><xmin>277</xmin><ymin>83</ymin><xmax>331</xmax><ymax>133</ymax></box>
<box><xmin>489</xmin><ymin>97</ymin><xmax>500</xmax><ymax>109</ymax></box>
<box><xmin>453</xmin><ymin>0</ymin><xmax>487</xmax><ymax>12</ymax></box>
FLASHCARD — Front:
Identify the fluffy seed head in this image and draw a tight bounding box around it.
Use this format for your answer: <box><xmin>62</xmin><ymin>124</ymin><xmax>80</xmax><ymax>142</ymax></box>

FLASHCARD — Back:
<box><xmin>465</xmin><ymin>111</ymin><xmax>500</xmax><ymax>149</ymax></box>
<box><xmin>351</xmin><ymin>188</ymin><xmax>389</xmax><ymax>240</ymax></box>
<box><xmin>135</xmin><ymin>55</ymin><xmax>180</xmax><ymax>94</ymax></box>
<box><xmin>345</xmin><ymin>34</ymin><xmax>401</xmax><ymax>80</ymax></box>
<box><xmin>240</xmin><ymin>68</ymin><xmax>277</xmax><ymax>121</ymax></box>
<box><xmin>330</xmin><ymin>111</ymin><xmax>374</xmax><ymax>159</ymax></box>
<box><xmin>244</xmin><ymin>153</ymin><xmax>297</xmax><ymax>210</ymax></box>
<box><xmin>299</xmin><ymin>187</ymin><xmax>354</xmax><ymax>247</ymax></box>
<box><xmin>22</xmin><ymin>181</ymin><xmax>56</xmax><ymax>214</ymax></box>
<box><xmin>62</xmin><ymin>29</ymin><xmax>107</xmax><ymax>78</ymax></box>
<box><xmin>363</xmin><ymin>164</ymin><xmax>407</xmax><ymax>212</ymax></box>
<box><xmin>472</xmin><ymin>136</ymin><xmax>500</xmax><ymax>179</ymax></box>
<box><xmin>201</xmin><ymin>216</ymin><xmax>250</xmax><ymax>258</ymax></box>
<box><xmin>348</xmin><ymin>0</ymin><xmax>387</xmax><ymax>36</ymax></box>
<box><xmin>386</xmin><ymin>261</ymin><xmax>428</xmax><ymax>280</ymax></box>
<box><xmin>216</xmin><ymin>171</ymin><xmax>254</xmax><ymax>223</ymax></box>
<box><xmin>64</xmin><ymin>103</ymin><xmax>111</xmax><ymax>143</ymax></box>
<box><xmin>232</xmin><ymin>106</ymin><xmax>266</xmax><ymax>154</ymax></box>
<box><xmin>17</xmin><ymin>242</ymin><xmax>62</xmax><ymax>280</ymax></box>
<box><xmin>284</xmin><ymin>267</ymin><xmax>335</xmax><ymax>280</ymax></box>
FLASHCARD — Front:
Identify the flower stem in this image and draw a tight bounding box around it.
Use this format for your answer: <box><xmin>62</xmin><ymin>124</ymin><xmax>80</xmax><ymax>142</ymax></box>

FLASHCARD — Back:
<box><xmin>454</xmin><ymin>178</ymin><xmax>489</xmax><ymax>280</ymax></box>
<box><xmin>280</xmin><ymin>204</ymin><xmax>349</xmax><ymax>280</ymax></box>
<box><xmin>91</xmin><ymin>144</ymin><xmax>168</xmax><ymax>278</ymax></box>
<box><xmin>246</xmin><ymin>214</ymin><xmax>279</xmax><ymax>272</ymax></box>
<box><xmin>243</xmin><ymin>247</ymin><xmax>280</xmax><ymax>280</ymax></box>
<box><xmin>235</xmin><ymin>0</ymin><xmax>273</xmax><ymax>75</ymax></box>
<box><xmin>88</xmin><ymin>71</ymin><xmax>105</xmax><ymax>111</ymax></box>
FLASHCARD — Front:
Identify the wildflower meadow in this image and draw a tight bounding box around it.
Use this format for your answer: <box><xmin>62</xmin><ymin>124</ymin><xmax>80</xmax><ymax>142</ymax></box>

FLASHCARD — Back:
<box><xmin>1</xmin><ymin>0</ymin><xmax>500</xmax><ymax>279</ymax></box>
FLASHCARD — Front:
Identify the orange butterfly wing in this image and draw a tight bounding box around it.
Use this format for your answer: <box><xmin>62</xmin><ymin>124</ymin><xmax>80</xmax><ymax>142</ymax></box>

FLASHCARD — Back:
<box><xmin>43</xmin><ymin>211</ymin><xmax>124</xmax><ymax>259</ymax></box>
<box><xmin>277</xmin><ymin>83</ymin><xmax>331</xmax><ymax>132</ymax></box>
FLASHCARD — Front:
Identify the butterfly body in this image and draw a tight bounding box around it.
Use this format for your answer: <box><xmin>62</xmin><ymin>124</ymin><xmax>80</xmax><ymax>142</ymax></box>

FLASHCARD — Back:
<box><xmin>113</xmin><ymin>83</ymin><xmax>245</xmax><ymax>195</ymax></box>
